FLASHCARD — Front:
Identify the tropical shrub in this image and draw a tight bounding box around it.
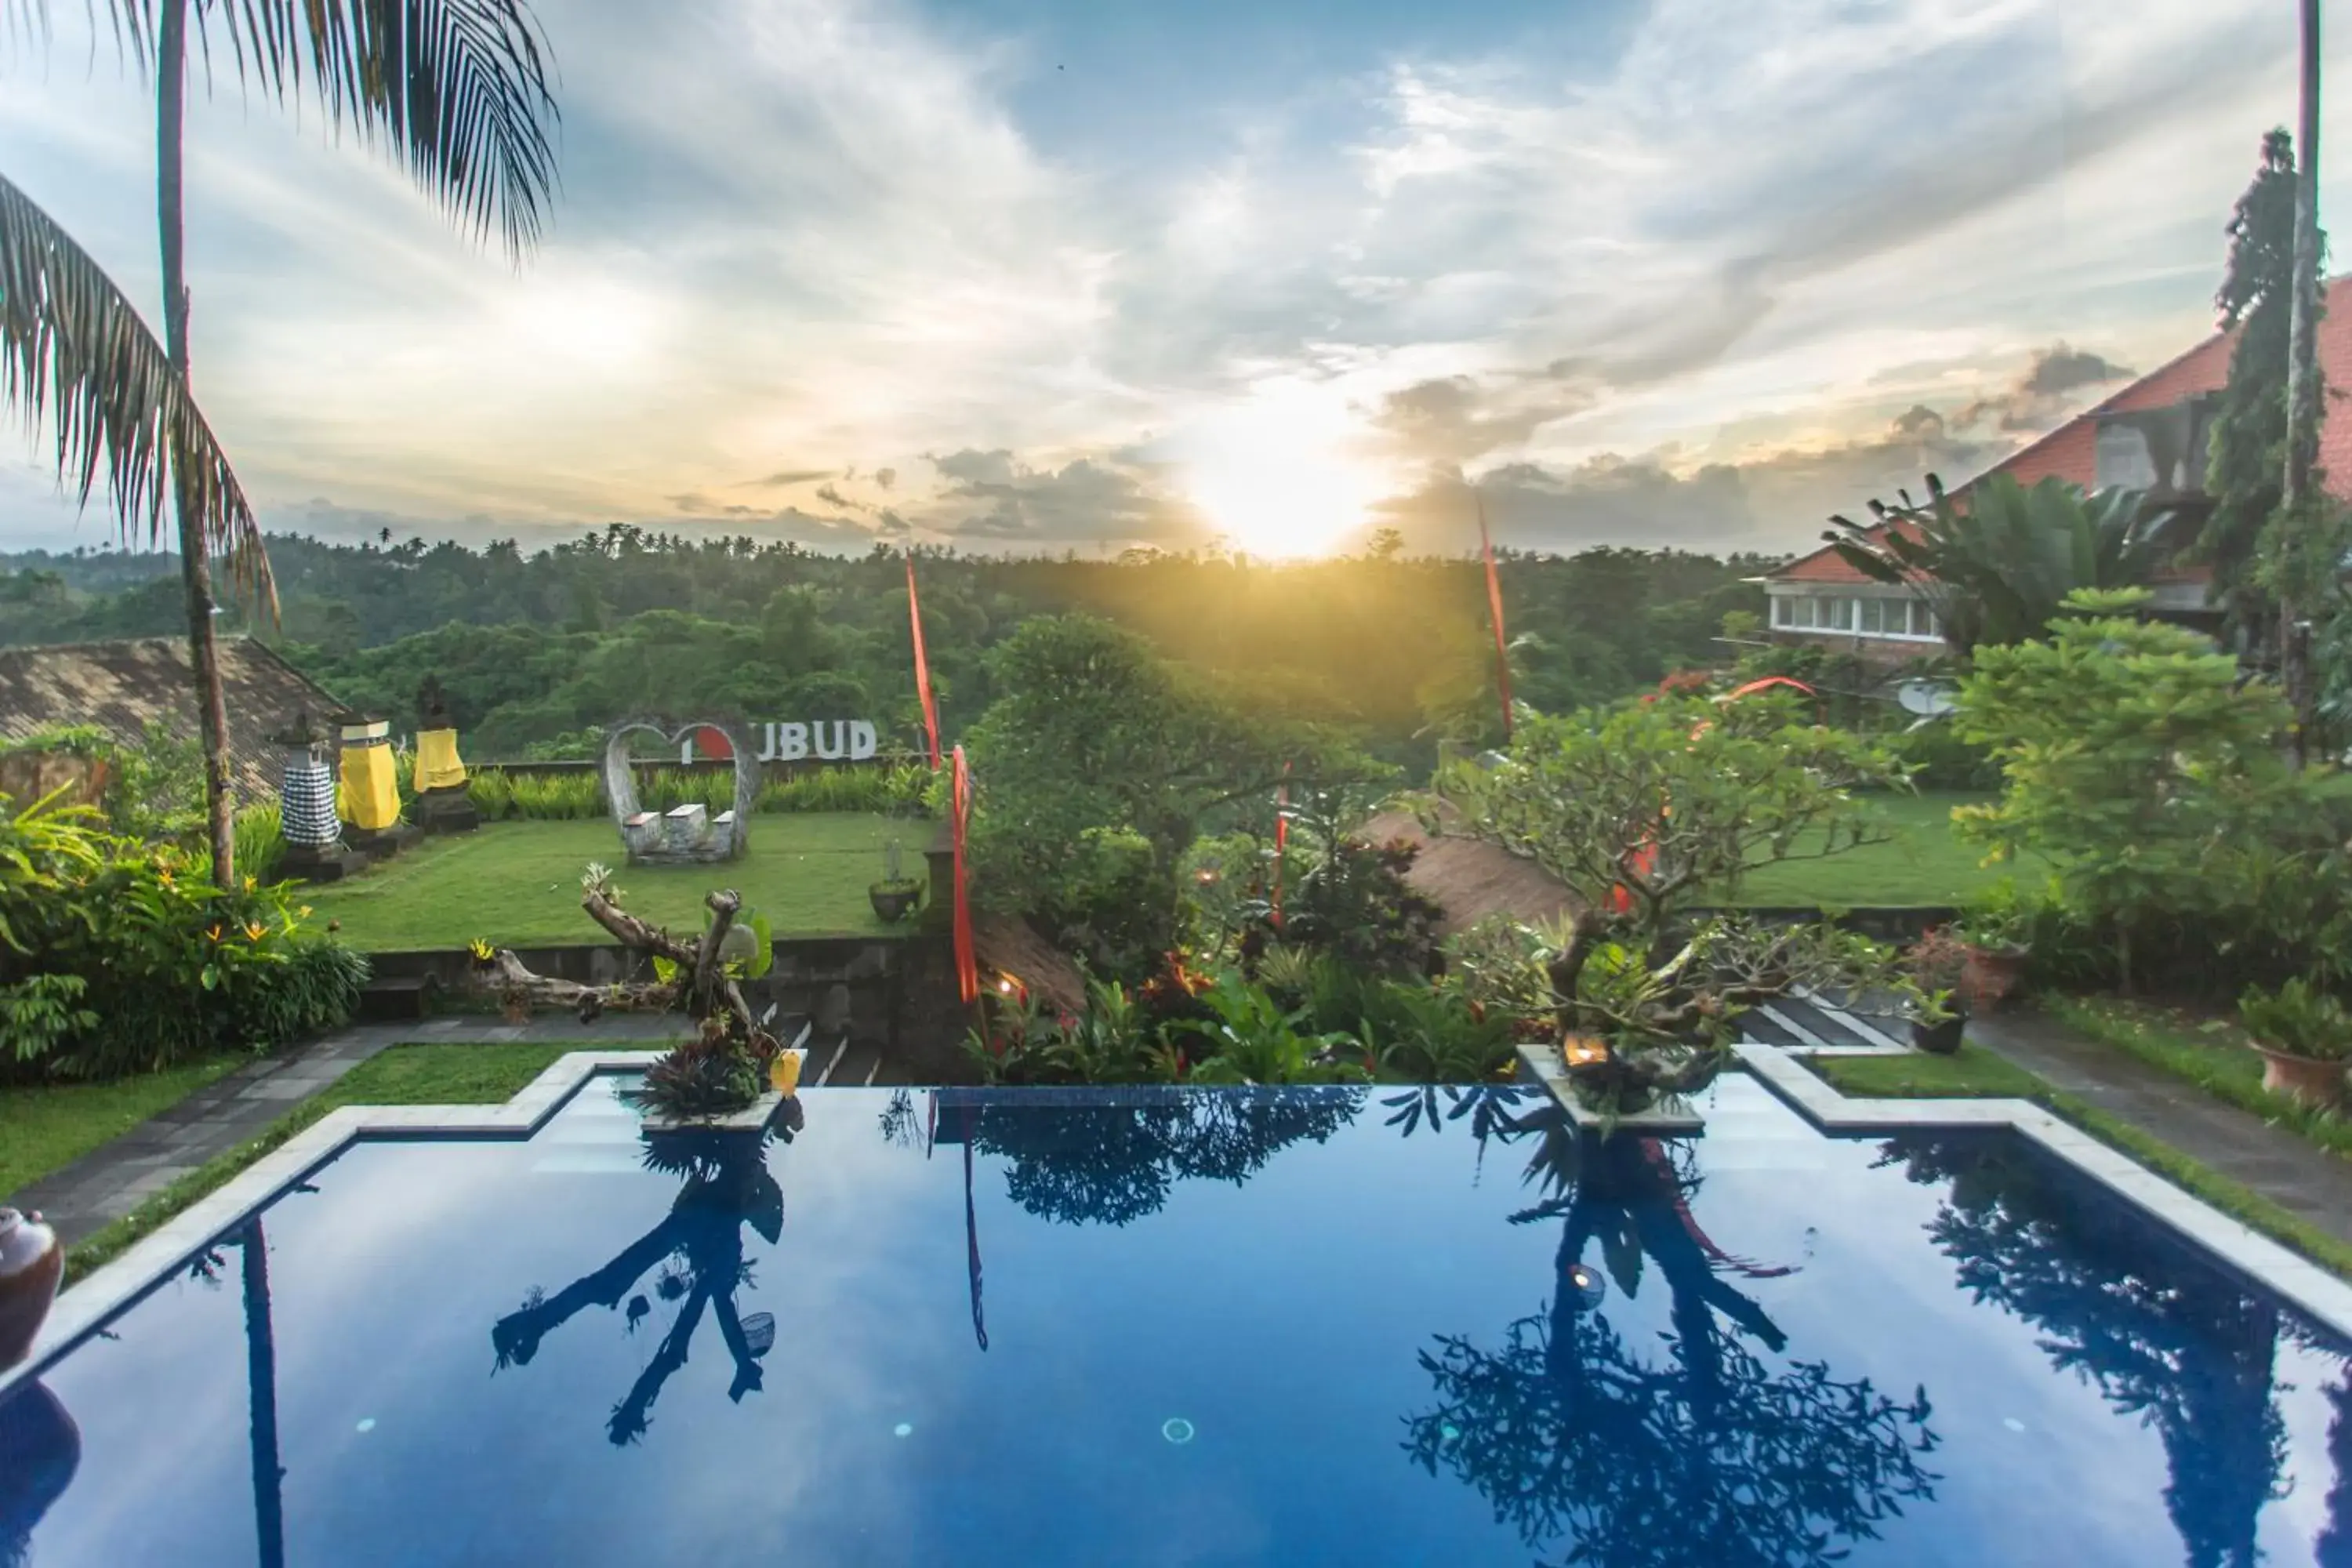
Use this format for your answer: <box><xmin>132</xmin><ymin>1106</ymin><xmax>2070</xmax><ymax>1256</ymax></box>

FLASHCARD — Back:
<box><xmin>1171</xmin><ymin>975</ymin><xmax>1370</xmax><ymax>1085</ymax></box>
<box><xmin>963</xmin><ymin>614</ymin><xmax>1367</xmax><ymax>934</ymax></box>
<box><xmin>466</xmin><ymin>765</ymin><xmax>517</xmax><ymax>820</ymax></box>
<box><xmin>0</xmin><ymin>720</ymin><xmax>205</xmax><ymax>843</ymax></box>
<box><xmin>1825</xmin><ymin>473</ymin><xmax>2179</xmax><ymax>656</ymax></box>
<box><xmin>228</xmin><ymin>801</ymin><xmax>286</xmax><ymax>884</ymax></box>
<box><xmin>0</xmin><ymin>791</ymin><xmax>365</xmax><ymax>1080</ymax></box>
<box><xmin>1274</xmin><ymin>788</ymin><xmax>1444</xmax><ymax>976</ymax></box>
<box><xmin>503</xmin><ymin>771</ymin><xmax>604</xmax><ymax>819</ymax></box>
<box><xmin>2239</xmin><ymin>978</ymin><xmax>2352</xmax><ymax>1062</ymax></box>
<box><xmin>1955</xmin><ymin>590</ymin><xmax>2343</xmax><ymax>992</ymax></box>
<box><xmin>754</xmin><ymin>761</ymin><xmax>931</xmax><ymax>815</ymax></box>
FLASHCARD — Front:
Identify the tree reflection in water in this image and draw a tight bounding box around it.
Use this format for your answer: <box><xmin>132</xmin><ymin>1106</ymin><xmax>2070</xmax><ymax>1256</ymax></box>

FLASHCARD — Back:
<box><xmin>0</xmin><ymin>1377</ymin><xmax>78</xmax><ymax>1568</ymax></box>
<box><xmin>1403</xmin><ymin>1094</ymin><xmax>1940</xmax><ymax>1568</ymax></box>
<box><xmin>492</xmin><ymin>1102</ymin><xmax>799</xmax><ymax>1446</ymax></box>
<box><xmin>1885</xmin><ymin>1134</ymin><xmax>2311</xmax><ymax>1568</ymax></box>
<box><xmin>954</xmin><ymin>1087</ymin><xmax>1366</xmax><ymax>1228</ymax></box>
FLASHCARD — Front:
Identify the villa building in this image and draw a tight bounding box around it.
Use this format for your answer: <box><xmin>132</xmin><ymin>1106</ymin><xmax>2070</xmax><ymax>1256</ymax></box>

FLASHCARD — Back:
<box><xmin>1765</xmin><ymin>274</ymin><xmax>2352</xmax><ymax>662</ymax></box>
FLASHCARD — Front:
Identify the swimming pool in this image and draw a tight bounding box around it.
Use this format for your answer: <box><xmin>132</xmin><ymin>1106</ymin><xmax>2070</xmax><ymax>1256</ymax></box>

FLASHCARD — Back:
<box><xmin>3</xmin><ymin>1073</ymin><xmax>2348</xmax><ymax>1566</ymax></box>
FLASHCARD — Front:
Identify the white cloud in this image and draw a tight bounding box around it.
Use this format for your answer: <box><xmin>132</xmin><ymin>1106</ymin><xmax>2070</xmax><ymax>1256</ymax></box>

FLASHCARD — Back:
<box><xmin>0</xmin><ymin>0</ymin><xmax>2343</xmax><ymax>558</ymax></box>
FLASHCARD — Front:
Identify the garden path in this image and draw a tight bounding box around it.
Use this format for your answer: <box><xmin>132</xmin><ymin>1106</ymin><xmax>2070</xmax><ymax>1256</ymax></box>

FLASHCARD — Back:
<box><xmin>1972</xmin><ymin>1008</ymin><xmax>2352</xmax><ymax>1250</ymax></box>
<box><xmin>8</xmin><ymin>1014</ymin><xmax>685</xmax><ymax>1247</ymax></box>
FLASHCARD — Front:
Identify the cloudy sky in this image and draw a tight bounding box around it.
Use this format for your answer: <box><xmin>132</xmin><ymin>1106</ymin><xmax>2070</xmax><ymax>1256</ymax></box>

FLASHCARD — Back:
<box><xmin>0</xmin><ymin>0</ymin><xmax>2344</xmax><ymax>559</ymax></box>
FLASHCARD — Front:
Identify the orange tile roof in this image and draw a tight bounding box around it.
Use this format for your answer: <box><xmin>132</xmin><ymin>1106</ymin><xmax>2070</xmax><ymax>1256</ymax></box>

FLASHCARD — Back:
<box><xmin>1772</xmin><ymin>276</ymin><xmax>2352</xmax><ymax>585</ymax></box>
<box><xmin>1986</xmin><ymin>273</ymin><xmax>2352</xmax><ymax>495</ymax></box>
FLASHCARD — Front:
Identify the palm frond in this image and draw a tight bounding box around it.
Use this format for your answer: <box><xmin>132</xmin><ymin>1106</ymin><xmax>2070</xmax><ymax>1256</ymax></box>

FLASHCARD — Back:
<box><xmin>0</xmin><ymin>168</ymin><xmax>274</xmax><ymax>610</ymax></box>
<box><xmin>60</xmin><ymin>0</ymin><xmax>559</xmax><ymax>258</ymax></box>
<box><xmin>216</xmin><ymin>0</ymin><xmax>561</xmax><ymax>260</ymax></box>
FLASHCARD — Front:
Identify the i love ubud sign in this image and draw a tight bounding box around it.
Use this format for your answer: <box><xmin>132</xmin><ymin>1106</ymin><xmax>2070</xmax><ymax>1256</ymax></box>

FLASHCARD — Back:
<box><xmin>679</xmin><ymin>721</ymin><xmax>881</xmax><ymax>764</ymax></box>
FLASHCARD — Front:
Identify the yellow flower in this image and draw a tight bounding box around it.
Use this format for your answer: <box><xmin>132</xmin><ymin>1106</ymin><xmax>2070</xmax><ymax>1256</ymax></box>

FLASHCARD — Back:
<box><xmin>243</xmin><ymin>875</ymin><xmax>256</xmax><ymax>893</ymax></box>
<box><xmin>468</xmin><ymin>937</ymin><xmax>496</xmax><ymax>962</ymax></box>
<box><xmin>158</xmin><ymin>867</ymin><xmax>176</xmax><ymax>888</ymax></box>
<box><xmin>245</xmin><ymin>921</ymin><xmax>267</xmax><ymax>942</ymax></box>
<box><xmin>206</xmin><ymin>924</ymin><xmax>224</xmax><ymax>943</ymax></box>
<box><xmin>299</xmin><ymin>906</ymin><xmax>314</xmax><ymax>919</ymax></box>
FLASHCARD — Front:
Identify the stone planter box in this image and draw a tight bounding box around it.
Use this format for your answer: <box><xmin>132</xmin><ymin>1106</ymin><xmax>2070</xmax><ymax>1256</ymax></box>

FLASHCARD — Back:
<box><xmin>1515</xmin><ymin>1047</ymin><xmax>1707</xmax><ymax>1133</ymax></box>
<box><xmin>640</xmin><ymin>1091</ymin><xmax>783</xmax><ymax>1134</ymax></box>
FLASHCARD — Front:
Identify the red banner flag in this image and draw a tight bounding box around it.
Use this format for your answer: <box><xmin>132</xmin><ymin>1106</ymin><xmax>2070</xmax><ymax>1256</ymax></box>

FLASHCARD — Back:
<box><xmin>907</xmin><ymin>551</ymin><xmax>943</xmax><ymax>771</ymax></box>
<box><xmin>1271</xmin><ymin>762</ymin><xmax>1291</xmax><ymax>930</ymax></box>
<box><xmin>1479</xmin><ymin>496</ymin><xmax>1513</xmax><ymax>743</ymax></box>
<box><xmin>951</xmin><ymin>745</ymin><xmax>978</xmax><ymax>1005</ymax></box>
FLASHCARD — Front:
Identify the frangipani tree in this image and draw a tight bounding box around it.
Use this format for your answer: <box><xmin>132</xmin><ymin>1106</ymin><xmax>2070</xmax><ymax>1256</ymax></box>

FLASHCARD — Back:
<box><xmin>1431</xmin><ymin>690</ymin><xmax>1914</xmax><ymax>1111</ymax></box>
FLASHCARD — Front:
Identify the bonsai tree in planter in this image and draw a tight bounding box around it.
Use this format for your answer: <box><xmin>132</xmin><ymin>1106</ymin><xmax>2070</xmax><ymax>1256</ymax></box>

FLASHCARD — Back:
<box><xmin>1430</xmin><ymin>690</ymin><xmax>1918</xmax><ymax>1115</ymax></box>
<box><xmin>1449</xmin><ymin>912</ymin><xmax>1904</xmax><ymax>1112</ymax></box>
<box><xmin>473</xmin><ymin>863</ymin><xmax>781</xmax><ymax>1119</ymax></box>
<box><xmin>2239</xmin><ymin>978</ymin><xmax>2352</xmax><ymax>1108</ymax></box>
<box><xmin>1903</xmin><ymin>926</ymin><xmax>1971</xmax><ymax>1054</ymax></box>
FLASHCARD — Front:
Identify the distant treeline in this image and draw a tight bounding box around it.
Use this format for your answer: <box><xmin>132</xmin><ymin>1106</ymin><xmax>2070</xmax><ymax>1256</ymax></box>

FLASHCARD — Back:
<box><xmin>0</xmin><ymin>528</ymin><xmax>1777</xmax><ymax>768</ymax></box>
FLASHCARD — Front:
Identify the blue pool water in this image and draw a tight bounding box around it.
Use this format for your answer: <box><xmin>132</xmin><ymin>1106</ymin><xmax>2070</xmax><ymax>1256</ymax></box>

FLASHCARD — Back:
<box><xmin>4</xmin><ymin>1074</ymin><xmax>2350</xmax><ymax>1566</ymax></box>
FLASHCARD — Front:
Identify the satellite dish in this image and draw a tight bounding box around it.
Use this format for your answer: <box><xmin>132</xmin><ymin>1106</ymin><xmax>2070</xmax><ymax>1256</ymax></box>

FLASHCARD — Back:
<box><xmin>1896</xmin><ymin>680</ymin><xmax>1958</xmax><ymax>718</ymax></box>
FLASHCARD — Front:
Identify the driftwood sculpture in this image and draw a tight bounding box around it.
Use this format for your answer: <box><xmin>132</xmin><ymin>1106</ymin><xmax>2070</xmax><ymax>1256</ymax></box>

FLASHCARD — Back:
<box><xmin>470</xmin><ymin>867</ymin><xmax>762</xmax><ymax>1029</ymax></box>
<box><xmin>474</xmin><ymin>866</ymin><xmax>782</xmax><ymax>1120</ymax></box>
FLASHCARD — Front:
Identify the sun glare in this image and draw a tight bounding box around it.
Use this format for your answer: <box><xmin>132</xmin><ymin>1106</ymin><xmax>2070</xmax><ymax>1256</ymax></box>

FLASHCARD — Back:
<box><xmin>1176</xmin><ymin>384</ymin><xmax>1388</xmax><ymax>558</ymax></box>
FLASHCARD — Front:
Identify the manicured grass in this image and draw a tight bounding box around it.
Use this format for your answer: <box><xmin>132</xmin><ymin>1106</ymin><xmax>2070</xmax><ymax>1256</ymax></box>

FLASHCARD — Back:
<box><xmin>1719</xmin><ymin>791</ymin><xmax>2042</xmax><ymax>908</ymax></box>
<box><xmin>1803</xmin><ymin>1041</ymin><xmax>2044</xmax><ymax>1099</ymax></box>
<box><xmin>62</xmin><ymin>1042</ymin><xmax>582</xmax><ymax>1284</ymax></box>
<box><xmin>0</xmin><ymin>1056</ymin><xmax>247</xmax><ymax>1202</ymax></box>
<box><xmin>2045</xmin><ymin>995</ymin><xmax>2352</xmax><ymax>1163</ymax></box>
<box><xmin>1803</xmin><ymin>1044</ymin><xmax>2352</xmax><ymax>1280</ymax></box>
<box><xmin>303</xmin><ymin>811</ymin><xmax>926</xmax><ymax>950</ymax></box>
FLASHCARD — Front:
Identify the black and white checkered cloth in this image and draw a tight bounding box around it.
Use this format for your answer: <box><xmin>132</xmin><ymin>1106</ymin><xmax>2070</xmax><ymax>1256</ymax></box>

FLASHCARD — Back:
<box><xmin>281</xmin><ymin>760</ymin><xmax>341</xmax><ymax>847</ymax></box>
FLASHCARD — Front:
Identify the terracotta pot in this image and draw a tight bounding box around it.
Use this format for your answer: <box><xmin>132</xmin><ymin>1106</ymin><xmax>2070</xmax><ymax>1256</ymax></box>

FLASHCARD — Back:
<box><xmin>1961</xmin><ymin>945</ymin><xmax>2028</xmax><ymax>1013</ymax></box>
<box><xmin>0</xmin><ymin>1208</ymin><xmax>64</xmax><ymax>1369</ymax></box>
<box><xmin>2254</xmin><ymin>1044</ymin><xmax>2347</xmax><ymax>1108</ymax></box>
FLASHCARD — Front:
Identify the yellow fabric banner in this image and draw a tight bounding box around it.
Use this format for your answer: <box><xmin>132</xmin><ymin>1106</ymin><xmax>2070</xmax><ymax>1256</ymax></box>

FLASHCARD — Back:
<box><xmin>340</xmin><ymin>744</ymin><xmax>402</xmax><ymax>831</ymax></box>
<box><xmin>414</xmin><ymin>728</ymin><xmax>468</xmax><ymax>793</ymax></box>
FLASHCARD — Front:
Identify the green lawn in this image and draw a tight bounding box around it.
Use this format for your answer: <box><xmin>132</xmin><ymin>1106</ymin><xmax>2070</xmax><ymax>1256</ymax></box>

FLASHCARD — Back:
<box><xmin>0</xmin><ymin>1055</ymin><xmax>247</xmax><ymax>1202</ymax></box>
<box><xmin>1719</xmin><ymin>791</ymin><xmax>2040</xmax><ymax>907</ymax></box>
<box><xmin>62</xmin><ymin>1041</ymin><xmax>579</xmax><ymax>1283</ymax></box>
<box><xmin>303</xmin><ymin>812</ymin><xmax>926</xmax><ymax>950</ymax></box>
<box><xmin>1802</xmin><ymin>1041</ymin><xmax>2044</xmax><ymax>1098</ymax></box>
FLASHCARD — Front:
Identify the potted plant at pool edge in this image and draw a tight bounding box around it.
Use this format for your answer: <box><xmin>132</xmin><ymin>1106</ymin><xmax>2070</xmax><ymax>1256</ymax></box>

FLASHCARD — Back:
<box><xmin>869</xmin><ymin>839</ymin><xmax>923</xmax><ymax>924</ymax></box>
<box><xmin>1953</xmin><ymin>895</ymin><xmax>2031</xmax><ymax>1014</ymax></box>
<box><xmin>2239</xmin><ymin>978</ymin><xmax>2352</xmax><ymax>1109</ymax></box>
<box><xmin>1904</xmin><ymin>926</ymin><xmax>1971</xmax><ymax>1054</ymax></box>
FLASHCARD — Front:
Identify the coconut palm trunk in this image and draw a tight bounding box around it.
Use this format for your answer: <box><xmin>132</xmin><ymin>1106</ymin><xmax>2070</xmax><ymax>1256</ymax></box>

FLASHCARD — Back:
<box><xmin>154</xmin><ymin>0</ymin><xmax>238</xmax><ymax>880</ymax></box>
<box><xmin>2282</xmin><ymin>0</ymin><xmax>2324</xmax><ymax>766</ymax></box>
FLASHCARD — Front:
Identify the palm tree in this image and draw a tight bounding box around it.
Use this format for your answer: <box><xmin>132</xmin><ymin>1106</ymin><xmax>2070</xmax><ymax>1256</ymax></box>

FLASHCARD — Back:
<box><xmin>24</xmin><ymin>0</ymin><xmax>560</xmax><ymax>881</ymax></box>
<box><xmin>0</xmin><ymin>166</ymin><xmax>270</xmax><ymax>651</ymax></box>
<box><xmin>1824</xmin><ymin>472</ymin><xmax>2180</xmax><ymax>657</ymax></box>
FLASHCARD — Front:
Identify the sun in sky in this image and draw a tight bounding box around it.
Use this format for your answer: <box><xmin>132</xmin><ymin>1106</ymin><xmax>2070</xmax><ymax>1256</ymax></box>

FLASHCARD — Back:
<box><xmin>1172</xmin><ymin>380</ymin><xmax>1393</xmax><ymax>558</ymax></box>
